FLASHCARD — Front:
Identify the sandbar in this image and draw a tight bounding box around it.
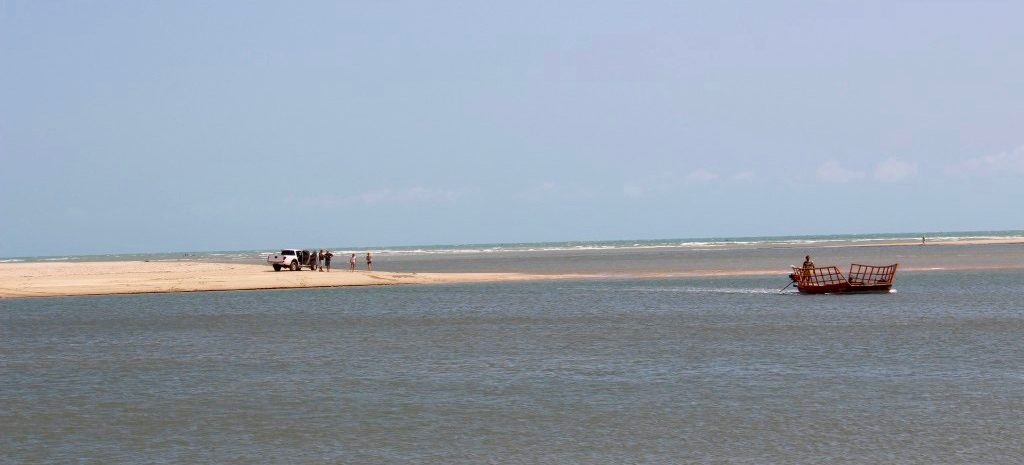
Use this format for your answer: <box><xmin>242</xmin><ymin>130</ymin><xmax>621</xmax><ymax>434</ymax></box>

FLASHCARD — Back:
<box><xmin>2</xmin><ymin>260</ymin><xmax>1020</xmax><ymax>299</ymax></box>
<box><xmin>0</xmin><ymin>261</ymin><xmax>598</xmax><ymax>299</ymax></box>
<box><xmin>0</xmin><ymin>261</ymin><xmax>803</xmax><ymax>299</ymax></box>
<box><xmin>2</xmin><ymin>237</ymin><xmax>1023</xmax><ymax>299</ymax></box>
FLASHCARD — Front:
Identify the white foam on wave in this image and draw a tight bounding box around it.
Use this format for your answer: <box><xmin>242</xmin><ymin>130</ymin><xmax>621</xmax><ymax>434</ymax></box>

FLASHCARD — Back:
<box><xmin>928</xmin><ymin>235</ymin><xmax>1024</xmax><ymax>242</ymax></box>
<box><xmin>16</xmin><ymin>232</ymin><xmax>1018</xmax><ymax>263</ymax></box>
<box><xmin>271</xmin><ymin>232</ymin><xmax>1024</xmax><ymax>258</ymax></box>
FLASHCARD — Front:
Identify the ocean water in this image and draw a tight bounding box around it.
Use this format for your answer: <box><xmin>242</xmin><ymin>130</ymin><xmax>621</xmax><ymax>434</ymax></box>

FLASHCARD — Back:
<box><xmin>3</xmin><ymin>230</ymin><xmax>1022</xmax><ymax>265</ymax></box>
<box><xmin>3</xmin><ymin>269</ymin><xmax>1024</xmax><ymax>463</ymax></box>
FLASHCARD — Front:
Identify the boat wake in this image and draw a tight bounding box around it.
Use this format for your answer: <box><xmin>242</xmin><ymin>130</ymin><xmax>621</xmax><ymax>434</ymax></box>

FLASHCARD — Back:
<box><xmin>572</xmin><ymin>286</ymin><xmax>780</xmax><ymax>295</ymax></box>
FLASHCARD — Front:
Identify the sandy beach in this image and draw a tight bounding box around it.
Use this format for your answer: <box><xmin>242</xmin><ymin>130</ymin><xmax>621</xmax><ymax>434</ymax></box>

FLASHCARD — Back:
<box><xmin>0</xmin><ymin>261</ymin><xmax>602</xmax><ymax>299</ymax></box>
<box><xmin>3</xmin><ymin>235</ymin><xmax>1023</xmax><ymax>299</ymax></box>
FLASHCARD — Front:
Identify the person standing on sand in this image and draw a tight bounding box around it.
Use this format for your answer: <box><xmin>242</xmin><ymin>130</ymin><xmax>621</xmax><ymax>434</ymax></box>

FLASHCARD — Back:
<box><xmin>349</xmin><ymin>253</ymin><xmax>357</xmax><ymax>271</ymax></box>
<box><xmin>318</xmin><ymin>250</ymin><xmax>325</xmax><ymax>272</ymax></box>
<box><xmin>324</xmin><ymin>250</ymin><xmax>333</xmax><ymax>271</ymax></box>
<box><xmin>366</xmin><ymin>252</ymin><xmax>373</xmax><ymax>271</ymax></box>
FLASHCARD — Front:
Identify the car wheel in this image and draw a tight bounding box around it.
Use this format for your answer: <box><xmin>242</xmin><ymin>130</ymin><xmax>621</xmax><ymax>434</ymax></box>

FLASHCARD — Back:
<box><xmin>290</xmin><ymin>260</ymin><xmax>298</xmax><ymax>271</ymax></box>
<box><xmin>273</xmin><ymin>264</ymin><xmax>281</xmax><ymax>271</ymax></box>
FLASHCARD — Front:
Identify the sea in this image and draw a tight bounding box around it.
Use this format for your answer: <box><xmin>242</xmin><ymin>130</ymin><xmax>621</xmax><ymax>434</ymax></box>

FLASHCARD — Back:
<box><xmin>2</xmin><ymin>230</ymin><xmax>1023</xmax><ymax>272</ymax></box>
<box><xmin>3</xmin><ymin>231</ymin><xmax>1024</xmax><ymax>463</ymax></box>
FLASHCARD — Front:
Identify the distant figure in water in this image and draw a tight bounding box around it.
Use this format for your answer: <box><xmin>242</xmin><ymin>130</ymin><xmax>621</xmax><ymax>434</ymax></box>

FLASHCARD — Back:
<box><xmin>349</xmin><ymin>253</ymin><xmax>357</xmax><ymax>271</ymax></box>
<box><xmin>366</xmin><ymin>252</ymin><xmax>373</xmax><ymax>271</ymax></box>
<box><xmin>921</xmin><ymin>236</ymin><xmax>926</xmax><ymax>246</ymax></box>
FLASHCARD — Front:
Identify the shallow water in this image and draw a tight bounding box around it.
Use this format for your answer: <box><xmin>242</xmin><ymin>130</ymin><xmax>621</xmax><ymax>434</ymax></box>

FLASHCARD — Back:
<box><xmin>2</xmin><ymin>269</ymin><xmax>1023</xmax><ymax>463</ymax></box>
<box><xmin>376</xmin><ymin>242</ymin><xmax>1024</xmax><ymax>274</ymax></box>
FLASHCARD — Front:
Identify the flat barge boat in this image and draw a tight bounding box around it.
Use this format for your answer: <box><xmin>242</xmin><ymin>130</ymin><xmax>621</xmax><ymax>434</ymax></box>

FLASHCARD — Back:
<box><xmin>788</xmin><ymin>263</ymin><xmax>898</xmax><ymax>294</ymax></box>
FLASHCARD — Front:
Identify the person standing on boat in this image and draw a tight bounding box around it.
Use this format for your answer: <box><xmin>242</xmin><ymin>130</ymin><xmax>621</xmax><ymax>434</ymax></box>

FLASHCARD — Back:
<box><xmin>801</xmin><ymin>255</ymin><xmax>815</xmax><ymax>280</ymax></box>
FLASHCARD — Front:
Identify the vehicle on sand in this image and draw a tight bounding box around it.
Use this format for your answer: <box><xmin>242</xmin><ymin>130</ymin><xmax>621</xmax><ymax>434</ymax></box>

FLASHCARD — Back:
<box><xmin>267</xmin><ymin>249</ymin><xmax>319</xmax><ymax>271</ymax></box>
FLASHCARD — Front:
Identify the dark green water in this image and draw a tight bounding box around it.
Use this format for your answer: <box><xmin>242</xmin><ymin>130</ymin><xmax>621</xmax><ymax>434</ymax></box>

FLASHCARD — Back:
<box><xmin>3</xmin><ymin>270</ymin><xmax>1024</xmax><ymax>463</ymax></box>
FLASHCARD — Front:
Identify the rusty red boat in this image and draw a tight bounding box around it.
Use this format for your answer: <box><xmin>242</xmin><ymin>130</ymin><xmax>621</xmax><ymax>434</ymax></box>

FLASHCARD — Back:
<box><xmin>788</xmin><ymin>263</ymin><xmax>898</xmax><ymax>294</ymax></box>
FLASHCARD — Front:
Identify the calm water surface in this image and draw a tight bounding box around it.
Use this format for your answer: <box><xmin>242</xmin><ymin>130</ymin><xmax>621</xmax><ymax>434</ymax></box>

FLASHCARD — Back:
<box><xmin>3</xmin><ymin>270</ymin><xmax>1024</xmax><ymax>463</ymax></box>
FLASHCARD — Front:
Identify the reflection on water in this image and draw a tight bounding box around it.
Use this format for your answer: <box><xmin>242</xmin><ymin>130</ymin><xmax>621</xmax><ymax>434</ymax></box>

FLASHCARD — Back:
<box><xmin>3</xmin><ymin>270</ymin><xmax>1024</xmax><ymax>463</ymax></box>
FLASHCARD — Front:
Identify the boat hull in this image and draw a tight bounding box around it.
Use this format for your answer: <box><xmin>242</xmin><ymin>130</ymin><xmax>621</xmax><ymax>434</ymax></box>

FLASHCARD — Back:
<box><xmin>796</xmin><ymin>283</ymin><xmax>893</xmax><ymax>294</ymax></box>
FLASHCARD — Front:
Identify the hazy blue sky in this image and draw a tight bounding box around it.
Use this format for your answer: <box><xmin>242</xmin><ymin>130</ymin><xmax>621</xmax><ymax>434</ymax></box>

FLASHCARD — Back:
<box><xmin>2</xmin><ymin>1</ymin><xmax>1022</xmax><ymax>256</ymax></box>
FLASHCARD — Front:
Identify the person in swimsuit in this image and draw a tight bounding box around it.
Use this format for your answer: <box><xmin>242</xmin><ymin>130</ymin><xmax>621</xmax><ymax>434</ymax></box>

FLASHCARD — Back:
<box><xmin>366</xmin><ymin>252</ymin><xmax>373</xmax><ymax>271</ymax></box>
<box><xmin>349</xmin><ymin>253</ymin><xmax>357</xmax><ymax>271</ymax></box>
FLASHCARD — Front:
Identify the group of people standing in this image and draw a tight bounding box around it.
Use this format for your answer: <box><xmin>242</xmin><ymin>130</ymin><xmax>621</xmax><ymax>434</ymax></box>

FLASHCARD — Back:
<box><xmin>309</xmin><ymin>250</ymin><xmax>373</xmax><ymax>272</ymax></box>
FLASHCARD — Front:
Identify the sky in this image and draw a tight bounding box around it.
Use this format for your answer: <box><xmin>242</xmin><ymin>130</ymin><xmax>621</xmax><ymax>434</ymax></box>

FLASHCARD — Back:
<box><xmin>2</xmin><ymin>1</ymin><xmax>1023</xmax><ymax>256</ymax></box>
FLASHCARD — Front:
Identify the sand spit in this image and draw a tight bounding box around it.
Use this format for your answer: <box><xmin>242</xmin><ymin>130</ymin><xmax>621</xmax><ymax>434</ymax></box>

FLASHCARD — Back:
<box><xmin>3</xmin><ymin>254</ymin><xmax>1024</xmax><ymax>299</ymax></box>
<box><xmin>0</xmin><ymin>261</ymin><xmax>602</xmax><ymax>299</ymax></box>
